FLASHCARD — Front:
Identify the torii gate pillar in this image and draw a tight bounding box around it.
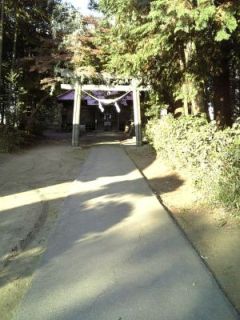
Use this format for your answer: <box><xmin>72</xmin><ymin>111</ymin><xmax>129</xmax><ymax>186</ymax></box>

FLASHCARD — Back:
<box><xmin>69</xmin><ymin>80</ymin><xmax>143</xmax><ymax>147</ymax></box>
<box><xmin>72</xmin><ymin>81</ymin><xmax>81</xmax><ymax>147</ymax></box>
<box><xmin>132</xmin><ymin>79</ymin><xmax>142</xmax><ymax>146</ymax></box>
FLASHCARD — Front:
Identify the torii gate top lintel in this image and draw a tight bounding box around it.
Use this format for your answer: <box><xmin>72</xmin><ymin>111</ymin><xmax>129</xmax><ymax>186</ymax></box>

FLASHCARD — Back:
<box><xmin>60</xmin><ymin>79</ymin><xmax>148</xmax><ymax>147</ymax></box>
<box><xmin>61</xmin><ymin>79</ymin><xmax>148</xmax><ymax>92</ymax></box>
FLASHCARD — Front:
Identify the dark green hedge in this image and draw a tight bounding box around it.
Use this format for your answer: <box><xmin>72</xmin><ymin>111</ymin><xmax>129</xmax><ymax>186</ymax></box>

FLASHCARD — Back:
<box><xmin>0</xmin><ymin>126</ymin><xmax>35</xmax><ymax>152</ymax></box>
<box><xmin>0</xmin><ymin>126</ymin><xmax>24</xmax><ymax>152</ymax></box>
<box><xmin>146</xmin><ymin>115</ymin><xmax>240</xmax><ymax>210</ymax></box>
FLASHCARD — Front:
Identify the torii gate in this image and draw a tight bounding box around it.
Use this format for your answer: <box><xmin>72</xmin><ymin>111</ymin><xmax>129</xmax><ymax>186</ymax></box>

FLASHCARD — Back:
<box><xmin>61</xmin><ymin>79</ymin><xmax>147</xmax><ymax>147</ymax></box>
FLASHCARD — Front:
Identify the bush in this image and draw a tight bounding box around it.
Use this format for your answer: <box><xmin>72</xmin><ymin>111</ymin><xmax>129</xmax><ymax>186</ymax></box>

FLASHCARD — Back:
<box><xmin>146</xmin><ymin>115</ymin><xmax>240</xmax><ymax>210</ymax></box>
<box><xmin>0</xmin><ymin>126</ymin><xmax>34</xmax><ymax>152</ymax></box>
<box><xmin>26</xmin><ymin>117</ymin><xmax>46</xmax><ymax>136</ymax></box>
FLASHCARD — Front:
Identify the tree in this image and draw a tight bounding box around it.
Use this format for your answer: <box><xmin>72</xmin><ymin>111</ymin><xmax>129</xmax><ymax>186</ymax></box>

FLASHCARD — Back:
<box><xmin>0</xmin><ymin>0</ymin><xmax>4</xmax><ymax>87</ymax></box>
<box><xmin>98</xmin><ymin>0</ymin><xmax>240</xmax><ymax>124</ymax></box>
<box><xmin>0</xmin><ymin>0</ymin><xmax>4</xmax><ymax>124</ymax></box>
<box><xmin>0</xmin><ymin>0</ymin><xmax>61</xmax><ymax>129</ymax></box>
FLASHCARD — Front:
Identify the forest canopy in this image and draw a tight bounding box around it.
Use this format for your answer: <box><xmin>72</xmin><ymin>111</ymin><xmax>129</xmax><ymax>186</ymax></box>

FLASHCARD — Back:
<box><xmin>97</xmin><ymin>0</ymin><xmax>240</xmax><ymax>125</ymax></box>
<box><xmin>0</xmin><ymin>0</ymin><xmax>101</xmax><ymax>135</ymax></box>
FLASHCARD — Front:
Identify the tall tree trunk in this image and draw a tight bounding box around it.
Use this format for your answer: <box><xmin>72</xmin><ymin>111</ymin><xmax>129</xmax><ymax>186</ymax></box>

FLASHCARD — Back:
<box><xmin>183</xmin><ymin>83</ymin><xmax>189</xmax><ymax>115</ymax></box>
<box><xmin>183</xmin><ymin>40</ymin><xmax>206</xmax><ymax>116</ymax></box>
<box><xmin>11</xmin><ymin>14</ymin><xmax>17</xmax><ymax>70</ymax></box>
<box><xmin>191</xmin><ymin>85</ymin><xmax>205</xmax><ymax>115</ymax></box>
<box><xmin>0</xmin><ymin>0</ymin><xmax>4</xmax><ymax>86</ymax></box>
<box><xmin>0</xmin><ymin>0</ymin><xmax>4</xmax><ymax>124</ymax></box>
<box><xmin>7</xmin><ymin>2</ymin><xmax>18</xmax><ymax>126</ymax></box>
<box><xmin>179</xmin><ymin>53</ymin><xmax>189</xmax><ymax>116</ymax></box>
<box><xmin>213</xmin><ymin>56</ymin><xmax>232</xmax><ymax>126</ymax></box>
<box><xmin>229</xmin><ymin>58</ymin><xmax>240</xmax><ymax>121</ymax></box>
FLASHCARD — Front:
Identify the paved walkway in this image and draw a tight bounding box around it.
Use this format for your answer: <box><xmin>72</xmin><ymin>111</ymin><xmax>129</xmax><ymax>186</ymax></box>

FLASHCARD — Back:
<box><xmin>14</xmin><ymin>143</ymin><xmax>239</xmax><ymax>320</ymax></box>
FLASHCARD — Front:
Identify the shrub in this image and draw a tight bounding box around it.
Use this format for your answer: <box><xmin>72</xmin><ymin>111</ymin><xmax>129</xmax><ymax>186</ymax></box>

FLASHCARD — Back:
<box><xmin>146</xmin><ymin>115</ymin><xmax>240</xmax><ymax>210</ymax></box>
<box><xmin>26</xmin><ymin>117</ymin><xmax>46</xmax><ymax>136</ymax></box>
<box><xmin>0</xmin><ymin>126</ymin><xmax>34</xmax><ymax>152</ymax></box>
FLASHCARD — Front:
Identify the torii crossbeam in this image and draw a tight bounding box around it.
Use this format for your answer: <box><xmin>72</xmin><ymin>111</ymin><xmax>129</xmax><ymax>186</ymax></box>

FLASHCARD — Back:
<box><xmin>61</xmin><ymin>80</ymin><xmax>148</xmax><ymax>147</ymax></box>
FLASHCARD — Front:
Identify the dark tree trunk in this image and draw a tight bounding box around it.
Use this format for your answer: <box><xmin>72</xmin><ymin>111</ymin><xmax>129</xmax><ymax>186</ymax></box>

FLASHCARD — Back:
<box><xmin>213</xmin><ymin>56</ymin><xmax>232</xmax><ymax>126</ymax></box>
<box><xmin>0</xmin><ymin>0</ymin><xmax>4</xmax><ymax>86</ymax></box>
<box><xmin>0</xmin><ymin>0</ymin><xmax>4</xmax><ymax>124</ymax></box>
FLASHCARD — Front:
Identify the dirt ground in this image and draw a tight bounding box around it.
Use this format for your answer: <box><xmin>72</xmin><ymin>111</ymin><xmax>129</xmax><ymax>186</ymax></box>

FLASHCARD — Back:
<box><xmin>0</xmin><ymin>137</ymin><xmax>88</xmax><ymax>320</ymax></box>
<box><xmin>0</xmin><ymin>133</ymin><xmax>239</xmax><ymax>318</ymax></box>
<box><xmin>124</xmin><ymin>142</ymin><xmax>240</xmax><ymax>312</ymax></box>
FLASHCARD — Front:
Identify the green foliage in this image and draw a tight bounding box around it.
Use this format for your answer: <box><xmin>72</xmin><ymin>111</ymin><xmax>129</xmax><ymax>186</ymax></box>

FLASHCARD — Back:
<box><xmin>0</xmin><ymin>0</ymin><xmax>62</xmax><ymax>135</ymax></box>
<box><xmin>217</xmin><ymin>125</ymin><xmax>240</xmax><ymax>209</ymax></box>
<box><xmin>144</xmin><ymin>92</ymin><xmax>168</xmax><ymax>119</ymax></box>
<box><xmin>3</xmin><ymin>68</ymin><xmax>27</xmax><ymax>126</ymax></box>
<box><xmin>51</xmin><ymin>2</ymin><xmax>104</xmax><ymax>85</ymax></box>
<box><xmin>0</xmin><ymin>126</ymin><xmax>25</xmax><ymax>152</ymax></box>
<box><xmin>215</xmin><ymin>6</ymin><xmax>238</xmax><ymax>41</ymax></box>
<box><xmin>146</xmin><ymin>115</ymin><xmax>240</xmax><ymax>210</ymax></box>
<box><xmin>98</xmin><ymin>0</ymin><xmax>240</xmax><ymax>119</ymax></box>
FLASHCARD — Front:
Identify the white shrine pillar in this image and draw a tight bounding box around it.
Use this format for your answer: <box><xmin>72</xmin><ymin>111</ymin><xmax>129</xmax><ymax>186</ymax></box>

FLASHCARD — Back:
<box><xmin>132</xmin><ymin>79</ymin><xmax>142</xmax><ymax>146</ymax></box>
<box><xmin>72</xmin><ymin>81</ymin><xmax>81</xmax><ymax>147</ymax></box>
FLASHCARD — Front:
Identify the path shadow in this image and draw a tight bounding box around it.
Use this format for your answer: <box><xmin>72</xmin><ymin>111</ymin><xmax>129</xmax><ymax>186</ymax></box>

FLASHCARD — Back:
<box><xmin>79</xmin><ymin>131</ymin><xmax>126</xmax><ymax>147</ymax></box>
<box><xmin>149</xmin><ymin>175</ymin><xmax>184</xmax><ymax>194</ymax></box>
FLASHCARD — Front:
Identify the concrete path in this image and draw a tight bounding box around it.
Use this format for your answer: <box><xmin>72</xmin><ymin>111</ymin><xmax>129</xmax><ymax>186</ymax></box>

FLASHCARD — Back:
<box><xmin>14</xmin><ymin>144</ymin><xmax>239</xmax><ymax>320</ymax></box>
